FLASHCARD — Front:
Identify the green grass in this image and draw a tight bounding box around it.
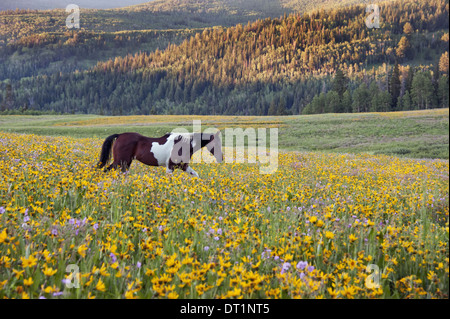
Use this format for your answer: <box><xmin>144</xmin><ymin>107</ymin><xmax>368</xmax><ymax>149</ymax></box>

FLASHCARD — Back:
<box><xmin>282</xmin><ymin>110</ymin><xmax>449</xmax><ymax>159</ymax></box>
<box><xmin>0</xmin><ymin>108</ymin><xmax>448</xmax><ymax>159</ymax></box>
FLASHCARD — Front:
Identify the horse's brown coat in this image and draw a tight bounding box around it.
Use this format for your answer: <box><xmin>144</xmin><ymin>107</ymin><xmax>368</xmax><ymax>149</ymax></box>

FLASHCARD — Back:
<box><xmin>97</xmin><ymin>132</ymin><xmax>222</xmax><ymax>176</ymax></box>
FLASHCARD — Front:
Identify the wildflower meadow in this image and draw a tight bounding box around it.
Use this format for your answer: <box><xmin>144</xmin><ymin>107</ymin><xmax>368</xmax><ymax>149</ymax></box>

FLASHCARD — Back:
<box><xmin>0</xmin><ymin>115</ymin><xmax>448</xmax><ymax>299</ymax></box>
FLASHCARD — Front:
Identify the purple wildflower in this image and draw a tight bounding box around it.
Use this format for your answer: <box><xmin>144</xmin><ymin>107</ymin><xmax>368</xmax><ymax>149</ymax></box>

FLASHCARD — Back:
<box><xmin>62</xmin><ymin>279</ymin><xmax>70</xmax><ymax>286</ymax></box>
<box><xmin>281</xmin><ymin>262</ymin><xmax>291</xmax><ymax>274</ymax></box>
<box><xmin>296</xmin><ymin>261</ymin><xmax>308</xmax><ymax>270</ymax></box>
<box><xmin>262</xmin><ymin>249</ymin><xmax>271</xmax><ymax>259</ymax></box>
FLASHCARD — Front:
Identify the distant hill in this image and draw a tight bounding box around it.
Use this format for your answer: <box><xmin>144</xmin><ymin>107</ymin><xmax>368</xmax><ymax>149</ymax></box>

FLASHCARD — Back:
<box><xmin>0</xmin><ymin>1</ymin><xmax>151</xmax><ymax>10</ymax></box>
<box><xmin>130</xmin><ymin>0</ymin><xmax>372</xmax><ymax>15</ymax></box>
<box><xmin>1</xmin><ymin>1</ymin><xmax>376</xmax><ymax>34</ymax></box>
<box><xmin>0</xmin><ymin>0</ymin><xmax>380</xmax><ymax>46</ymax></box>
<box><xmin>0</xmin><ymin>0</ymin><xmax>371</xmax><ymax>11</ymax></box>
<box><xmin>0</xmin><ymin>0</ymin><xmax>378</xmax><ymax>81</ymax></box>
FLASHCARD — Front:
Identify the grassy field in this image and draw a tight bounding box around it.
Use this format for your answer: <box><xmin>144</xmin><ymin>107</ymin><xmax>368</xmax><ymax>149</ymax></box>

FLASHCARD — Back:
<box><xmin>0</xmin><ymin>109</ymin><xmax>448</xmax><ymax>299</ymax></box>
<box><xmin>1</xmin><ymin>108</ymin><xmax>448</xmax><ymax>159</ymax></box>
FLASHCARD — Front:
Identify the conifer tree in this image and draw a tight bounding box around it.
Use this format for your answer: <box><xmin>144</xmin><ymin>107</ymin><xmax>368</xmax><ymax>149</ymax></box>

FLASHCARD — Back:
<box><xmin>396</xmin><ymin>36</ymin><xmax>411</xmax><ymax>61</ymax></box>
<box><xmin>389</xmin><ymin>62</ymin><xmax>401</xmax><ymax>110</ymax></box>
<box><xmin>411</xmin><ymin>72</ymin><xmax>434</xmax><ymax>109</ymax></box>
<box><xmin>332</xmin><ymin>68</ymin><xmax>348</xmax><ymax>99</ymax></box>
<box><xmin>438</xmin><ymin>75</ymin><xmax>449</xmax><ymax>108</ymax></box>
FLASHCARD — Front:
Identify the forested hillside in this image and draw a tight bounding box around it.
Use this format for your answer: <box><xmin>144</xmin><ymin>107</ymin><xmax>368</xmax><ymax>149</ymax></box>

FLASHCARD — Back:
<box><xmin>1</xmin><ymin>0</ymin><xmax>371</xmax><ymax>42</ymax></box>
<box><xmin>0</xmin><ymin>29</ymin><xmax>200</xmax><ymax>81</ymax></box>
<box><xmin>0</xmin><ymin>0</ymin><xmax>372</xmax><ymax>92</ymax></box>
<box><xmin>0</xmin><ymin>0</ymin><xmax>448</xmax><ymax>115</ymax></box>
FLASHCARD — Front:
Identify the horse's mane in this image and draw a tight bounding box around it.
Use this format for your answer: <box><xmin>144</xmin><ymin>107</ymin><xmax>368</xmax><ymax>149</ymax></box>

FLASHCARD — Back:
<box><xmin>170</xmin><ymin>132</ymin><xmax>194</xmax><ymax>144</ymax></box>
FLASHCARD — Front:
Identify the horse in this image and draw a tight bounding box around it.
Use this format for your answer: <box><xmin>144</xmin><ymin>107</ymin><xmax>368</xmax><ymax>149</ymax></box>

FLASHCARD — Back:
<box><xmin>96</xmin><ymin>131</ymin><xmax>223</xmax><ymax>177</ymax></box>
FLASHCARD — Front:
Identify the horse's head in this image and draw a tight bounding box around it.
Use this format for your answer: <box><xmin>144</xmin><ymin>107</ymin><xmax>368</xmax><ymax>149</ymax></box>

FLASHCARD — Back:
<box><xmin>205</xmin><ymin>131</ymin><xmax>223</xmax><ymax>163</ymax></box>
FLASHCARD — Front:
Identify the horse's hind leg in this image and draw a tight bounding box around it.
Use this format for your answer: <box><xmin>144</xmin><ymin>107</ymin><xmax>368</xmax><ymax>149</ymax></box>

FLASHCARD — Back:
<box><xmin>105</xmin><ymin>159</ymin><xmax>132</xmax><ymax>172</ymax></box>
<box><xmin>120</xmin><ymin>159</ymin><xmax>132</xmax><ymax>172</ymax></box>
<box><xmin>105</xmin><ymin>162</ymin><xmax>118</xmax><ymax>172</ymax></box>
<box><xmin>106</xmin><ymin>138</ymin><xmax>134</xmax><ymax>172</ymax></box>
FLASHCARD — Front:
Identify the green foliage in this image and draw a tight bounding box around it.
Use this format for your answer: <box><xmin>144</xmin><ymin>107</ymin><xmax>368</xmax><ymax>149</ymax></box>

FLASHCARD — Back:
<box><xmin>389</xmin><ymin>62</ymin><xmax>401</xmax><ymax>110</ymax></box>
<box><xmin>399</xmin><ymin>90</ymin><xmax>412</xmax><ymax>111</ymax></box>
<box><xmin>411</xmin><ymin>71</ymin><xmax>435</xmax><ymax>110</ymax></box>
<box><xmin>325</xmin><ymin>91</ymin><xmax>341</xmax><ymax>113</ymax></box>
<box><xmin>351</xmin><ymin>83</ymin><xmax>370</xmax><ymax>113</ymax></box>
<box><xmin>332</xmin><ymin>68</ymin><xmax>348</xmax><ymax>99</ymax></box>
<box><xmin>438</xmin><ymin>75</ymin><xmax>449</xmax><ymax>108</ymax></box>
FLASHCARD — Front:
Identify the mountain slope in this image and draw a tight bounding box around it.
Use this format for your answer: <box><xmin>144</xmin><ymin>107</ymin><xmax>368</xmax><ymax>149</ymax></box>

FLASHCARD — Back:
<box><xmin>3</xmin><ymin>0</ymin><xmax>448</xmax><ymax>116</ymax></box>
<box><xmin>0</xmin><ymin>0</ymin><xmax>375</xmax><ymax>83</ymax></box>
<box><xmin>129</xmin><ymin>0</ymin><xmax>375</xmax><ymax>15</ymax></box>
<box><xmin>1</xmin><ymin>0</ymin><xmax>375</xmax><ymax>40</ymax></box>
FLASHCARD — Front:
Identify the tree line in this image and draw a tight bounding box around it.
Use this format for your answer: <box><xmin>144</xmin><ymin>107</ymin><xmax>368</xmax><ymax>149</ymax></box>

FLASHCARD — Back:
<box><xmin>303</xmin><ymin>60</ymin><xmax>449</xmax><ymax>115</ymax></box>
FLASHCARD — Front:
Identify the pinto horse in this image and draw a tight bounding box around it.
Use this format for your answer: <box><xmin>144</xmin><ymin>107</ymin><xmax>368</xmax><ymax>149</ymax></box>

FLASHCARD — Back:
<box><xmin>96</xmin><ymin>132</ymin><xmax>222</xmax><ymax>177</ymax></box>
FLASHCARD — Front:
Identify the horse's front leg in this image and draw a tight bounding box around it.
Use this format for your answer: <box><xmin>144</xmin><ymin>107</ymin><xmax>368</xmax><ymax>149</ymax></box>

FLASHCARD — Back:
<box><xmin>165</xmin><ymin>162</ymin><xmax>173</xmax><ymax>174</ymax></box>
<box><xmin>166</xmin><ymin>160</ymin><xmax>176</xmax><ymax>174</ymax></box>
<box><xmin>184</xmin><ymin>165</ymin><xmax>199</xmax><ymax>178</ymax></box>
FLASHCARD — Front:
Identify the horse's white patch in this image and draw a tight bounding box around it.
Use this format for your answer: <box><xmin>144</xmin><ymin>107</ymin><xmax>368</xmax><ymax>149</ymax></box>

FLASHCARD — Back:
<box><xmin>151</xmin><ymin>138</ymin><xmax>175</xmax><ymax>166</ymax></box>
<box><xmin>151</xmin><ymin>133</ymin><xmax>193</xmax><ymax>166</ymax></box>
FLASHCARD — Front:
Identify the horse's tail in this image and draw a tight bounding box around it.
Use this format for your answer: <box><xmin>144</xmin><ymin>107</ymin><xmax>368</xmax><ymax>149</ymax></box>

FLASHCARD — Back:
<box><xmin>97</xmin><ymin>134</ymin><xmax>120</xmax><ymax>169</ymax></box>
